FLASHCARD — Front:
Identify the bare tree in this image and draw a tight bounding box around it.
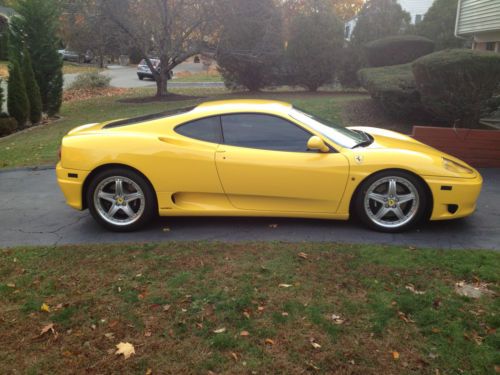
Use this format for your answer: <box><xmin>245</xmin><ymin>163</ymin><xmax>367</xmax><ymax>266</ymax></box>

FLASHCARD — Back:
<box><xmin>104</xmin><ymin>0</ymin><xmax>217</xmax><ymax>97</ymax></box>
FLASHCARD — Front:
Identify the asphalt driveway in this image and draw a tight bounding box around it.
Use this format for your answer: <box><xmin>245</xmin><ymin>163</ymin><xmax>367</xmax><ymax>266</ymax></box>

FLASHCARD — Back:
<box><xmin>0</xmin><ymin>168</ymin><xmax>499</xmax><ymax>249</ymax></box>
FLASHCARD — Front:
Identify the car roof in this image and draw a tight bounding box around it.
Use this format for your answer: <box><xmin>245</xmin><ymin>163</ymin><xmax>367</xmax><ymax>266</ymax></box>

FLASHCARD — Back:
<box><xmin>192</xmin><ymin>99</ymin><xmax>292</xmax><ymax>116</ymax></box>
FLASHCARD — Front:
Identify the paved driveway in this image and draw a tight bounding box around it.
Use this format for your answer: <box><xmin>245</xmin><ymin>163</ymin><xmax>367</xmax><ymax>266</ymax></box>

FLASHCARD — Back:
<box><xmin>1</xmin><ymin>168</ymin><xmax>499</xmax><ymax>249</ymax></box>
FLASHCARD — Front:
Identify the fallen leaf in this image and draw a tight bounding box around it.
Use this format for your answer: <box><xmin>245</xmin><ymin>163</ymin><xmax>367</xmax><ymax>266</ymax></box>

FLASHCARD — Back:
<box><xmin>145</xmin><ymin>369</ymin><xmax>153</xmax><ymax>375</ymax></box>
<box><xmin>6</xmin><ymin>283</ymin><xmax>15</xmax><ymax>288</ymax></box>
<box><xmin>40</xmin><ymin>323</ymin><xmax>57</xmax><ymax>338</ymax></box>
<box><xmin>144</xmin><ymin>331</ymin><xmax>152</xmax><ymax>337</ymax></box>
<box><xmin>257</xmin><ymin>306</ymin><xmax>265</xmax><ymax>312</ymax></box>
<box><xmin>431</xmin><ymin>328</ymin><xmax>441</xmax><ymax>334</ymax></box>
<box><xmin>268</xmin><ymin>224</ymin><xmax>278</xmax><ymax>228</ymax></box>
<box><xmin>265</xmin><ymin>338</ymin><xmax>275</xmax><ymax>345</ymax></box>
<box><xmin>162</xmin><ymin>227</ymin><xmax>171</xmax><ymax>232</ymax></box>
<box><xmin>331</xmin><ymin>314</ymin><xmax>345</xmax><ymax>325</ymax></box>
<box><xmin>213</xmin><ymin>327</ymin><xmax>226</xmax><ymax>334</ymax></box>
<box><xmin>104</xmin><ymin>333</ymin><xmax>115</xmax><ymax>340</ymax></box>
<box><xmin>243</xmin><ymin>311</ymin><xmax>251</xmax><ymax>319</ymax></box>
<box><xmin>306</xmin><ymin>361</ymin><xmax>320</xmax><ymax>371</ymax></box>
<box><xmin>163</xmin><ymin>304</ymin><xmax>171</xmax><ymax>312</ymax></box>
<box><xmin>297</xmin><ymin>252</ymin><xmax>308</xmax><ymax>260</ymax></box>
<box><xmin>494</xmin><ymin>365</ymin><xmax>500</xmax><ymax>373</ymax></box>
<box><xmin>398</xmin><ymin>311</ymin><xmax>415</xmax><ymax>324</ymax></box>
<box><xmin>115</xmin><ymin>342</ymin><xmax>135</xmax><ymax>359</ymax></box>
<box><xmin>281</xmin><ymin>312</ymin><xmax>289</xmax><ymax>317</ymax></box>
<box><xmin>392</xmin><ymin>351</ymin><xmax>400</xmax><ymax>360</ymax></box>
<box><xmin>278</xmin><ymin>283</ymin><xmax>293</xmax><ymax>288</ymax></box>
<box><xmin>240</xmin><ymin>331</ymin><xmax>250</xmax><ymax>337</ymax></box>
<box><xmin>230</xmin><ymin>352</ymin><xmax>238</xmax><ymax>361</ymax></box>
<box><xmin>40</xmin><ymin>303</ymin><xmax>50</xmax><ymax>313</ymax></box>
<box><xmin>405</xmin><ymin>284</ymin><xmax>425</xmax><ymax>295</ymax></box>
<box><xmin>311</xmin><ymin>341</ymin><xmax>321</xmax><ymax>349</ymax></box>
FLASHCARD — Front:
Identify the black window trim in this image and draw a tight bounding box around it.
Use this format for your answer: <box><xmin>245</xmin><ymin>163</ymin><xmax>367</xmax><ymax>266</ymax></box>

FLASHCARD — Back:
<box><xmin>174</xmin><ymin>115</ymin><xmax>224</xmax><ymax>144</ymax></box>
<box><xmin>220</xmin><ymin>112</ymin><xmax>336</xmax><ymax>154</ymax></box>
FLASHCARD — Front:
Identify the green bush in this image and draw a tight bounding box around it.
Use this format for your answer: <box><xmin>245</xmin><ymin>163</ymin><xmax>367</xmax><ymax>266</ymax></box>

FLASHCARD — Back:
<box><xmin>23</xmin><ymin>49</ymin><xmax>43</xmax><ymax>124</ymax></box>
<box><xmin>68</xmin><ymin>72</ymin><xmax>111</xmax><ymax>90</ymax></box>
<box><xmin>0</xmin><ymin>114</ymin><xmax>18</xmax><ymax>137</ymax></box>
<box><xmin>365</xmin><ymin>35</ymin><xmax>435</xmax><ymax>67</ymax></box>
<box><xmin>338</xmin><ymin>45</ymin><xmax>364</xmax><ymax>88</ymax></box>
<box><xmin>358</xmin><ymin>63</ymin><xmax>427</xmax><ymax>118</ymax></box>
<box><xmin>412</xmin><ymin>49</ymin><xmax>500</xmax><ymax>128</ymax></box>
<box><xmin>7</xmin><ymin>60</ymin><xmax>30</xmax><ymax>127</ymax></box>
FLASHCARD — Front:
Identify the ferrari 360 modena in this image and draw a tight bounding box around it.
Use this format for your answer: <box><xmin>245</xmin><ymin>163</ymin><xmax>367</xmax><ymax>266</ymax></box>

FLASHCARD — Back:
<box><xmin>56</xmin><ymin>99</ymin><xmax>483</xmax><ymax>232</ymax></box>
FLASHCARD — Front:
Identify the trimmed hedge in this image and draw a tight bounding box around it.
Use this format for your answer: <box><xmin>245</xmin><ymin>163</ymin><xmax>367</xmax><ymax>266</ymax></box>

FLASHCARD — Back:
<box><xmin>358</xmin><ymin>63</ymin><xmax>427</xmax><ymax>118</ymax></box>
<box><xmin>0</xmin><ymin>115</ymin><xmax>18</xmax><ymax>137</ymax></box>
<box><xmin>413</xmin><ymin>49</ymin><xmax>500</xmax><ymax>128</ymax></box>
<box><xmin>365</xmin><ymin>35</ymin><xmax>435</xmax><ymax>67</ymax></box>
<box><xmin>68</xmin><ymin>72</ymin><xmax>111</xmax><ymax>90</ymax></box>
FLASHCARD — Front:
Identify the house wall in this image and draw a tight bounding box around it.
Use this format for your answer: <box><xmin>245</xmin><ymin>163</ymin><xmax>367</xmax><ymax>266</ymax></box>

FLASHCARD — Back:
<box><xmin>456</xmin><ymin>0</ymin><xmax>500</xmax><ymax>35</ymax></box>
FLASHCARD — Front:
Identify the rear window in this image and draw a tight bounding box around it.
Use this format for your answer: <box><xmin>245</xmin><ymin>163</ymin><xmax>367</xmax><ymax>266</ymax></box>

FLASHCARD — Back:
<box><xmin>104</xmin><ymin>106</ymin><xmax>196</xmax><ymax>129</ymax></box>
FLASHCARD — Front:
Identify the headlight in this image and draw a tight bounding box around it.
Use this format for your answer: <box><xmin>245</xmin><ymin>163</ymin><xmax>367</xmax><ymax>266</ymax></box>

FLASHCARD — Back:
<box><xmin>442</xmin><ymin>158</ymin><xmax>474</xmax><ymax>174</ymax></box>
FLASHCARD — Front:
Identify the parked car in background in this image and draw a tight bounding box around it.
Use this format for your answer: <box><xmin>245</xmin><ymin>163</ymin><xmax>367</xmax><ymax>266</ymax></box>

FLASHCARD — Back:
<box><xmin>58</xmin><ymin>49</ymin><xmax>80</xmax><ymax>62</ymax></box>
<box><xmin>137</xmin><ymin>58</ymin><xmax>173</xmax><ymax>81</ymax></box>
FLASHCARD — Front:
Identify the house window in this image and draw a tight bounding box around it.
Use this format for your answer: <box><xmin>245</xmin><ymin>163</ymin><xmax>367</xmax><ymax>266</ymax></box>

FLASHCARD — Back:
<box><xmin>486</xmin><ymin>42</ymin><xmax>496</xmax><ymax>51</ymax></box>
<box><xmin>415</xmin><ymin>14</ymin><xmax>423</xmax><ymax>24</ymax></box>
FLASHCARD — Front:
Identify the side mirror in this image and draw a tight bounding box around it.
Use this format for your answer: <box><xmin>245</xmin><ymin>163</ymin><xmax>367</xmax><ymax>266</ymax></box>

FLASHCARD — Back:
<box><xmin>307</xmin><ymin>136</ymin><xmax>329</xmax><ymax>153</ymax></box>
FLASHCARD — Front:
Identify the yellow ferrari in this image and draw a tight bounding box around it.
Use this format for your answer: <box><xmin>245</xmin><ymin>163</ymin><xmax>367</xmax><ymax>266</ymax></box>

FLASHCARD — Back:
<box><xmin>56</xmin><ymin>99</ymin><xmax>483</xmax><ymax>232</ymax></box>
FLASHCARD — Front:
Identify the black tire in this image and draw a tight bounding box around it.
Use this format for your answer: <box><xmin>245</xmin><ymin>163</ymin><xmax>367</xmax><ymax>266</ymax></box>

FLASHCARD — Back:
<box><xmin>86</xmin><ymin>168</ymin><xmax>157</xmax><ymax>232</ymax></box>
<box><xmin>353</xmin><ymin>170</ymin><xmax>429</xmax><ymax>233</ymax></box>
<box><xmin>138</xmin><ymin>74</ymin><xmax>145</xmax><ymax>80</ymax></box>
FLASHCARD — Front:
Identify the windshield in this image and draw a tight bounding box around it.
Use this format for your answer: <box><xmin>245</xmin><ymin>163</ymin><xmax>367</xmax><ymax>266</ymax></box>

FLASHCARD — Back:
<box><xmin>290</xmin><ymin>108</ymin><xmax>366</xmax><ymax>149</ymax></box>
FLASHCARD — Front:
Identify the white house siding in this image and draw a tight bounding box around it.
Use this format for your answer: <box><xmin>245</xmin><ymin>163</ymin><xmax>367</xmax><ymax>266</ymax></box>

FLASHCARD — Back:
<box><xmin>456</xmin><ymin>0</ymin><xmax>500</xmax><ymax>35</ymax></box>
<box><xmin>398</xmin><ymin>0</ymin><xmax>435</xmax><ymax>24</ymax></box>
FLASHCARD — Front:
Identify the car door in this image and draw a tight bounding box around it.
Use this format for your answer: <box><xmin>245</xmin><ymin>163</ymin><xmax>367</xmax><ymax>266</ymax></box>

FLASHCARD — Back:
<box><xmin>215</xmin><ymin>114</ymin><xmax>349</xmax><ymax>213</ymax></box>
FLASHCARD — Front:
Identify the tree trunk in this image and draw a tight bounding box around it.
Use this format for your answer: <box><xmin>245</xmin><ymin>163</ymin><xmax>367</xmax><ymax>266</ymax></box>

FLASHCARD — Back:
<box><xmin>155</xmin><ymin>73</ymin><xmax>168</xmax><ymax>97</ymax></box>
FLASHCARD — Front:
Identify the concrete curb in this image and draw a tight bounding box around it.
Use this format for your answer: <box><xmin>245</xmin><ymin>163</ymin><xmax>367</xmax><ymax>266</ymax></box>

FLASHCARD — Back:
<box><xmin>0</xmin><ymin>165</ymin><xmax>56</xmax><ymax>174</ymax></box>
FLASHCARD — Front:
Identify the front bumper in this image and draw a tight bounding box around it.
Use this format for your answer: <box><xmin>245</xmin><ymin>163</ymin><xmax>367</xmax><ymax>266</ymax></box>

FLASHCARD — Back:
<box><xmin>56</xmin><ymin>163</ymin><xmax>89</xmax><ymax>210</ymax></box>
<box><xmin>425</xmin><ymin>172</ymin><xmax>483</xmax><ymax>221</ymax></box>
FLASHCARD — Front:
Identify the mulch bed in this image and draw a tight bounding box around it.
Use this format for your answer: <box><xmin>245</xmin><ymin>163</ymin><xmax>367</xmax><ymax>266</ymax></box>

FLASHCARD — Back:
<box><xmin>64</xmin><ymin>88</ymin><xmax>130</xmax><ymax>103</ymax></box>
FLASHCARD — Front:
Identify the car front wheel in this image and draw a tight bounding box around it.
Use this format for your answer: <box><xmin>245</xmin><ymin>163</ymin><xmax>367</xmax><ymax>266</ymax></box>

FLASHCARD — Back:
<box><xmin>86</xmin><ymin>168</ymin><xmax>156</xmax><ymax>232</ymax></box>
<box><xmin>354</xmin><ymin>171</ymin><xmax>428</xmax><ymax>233</ymax></box>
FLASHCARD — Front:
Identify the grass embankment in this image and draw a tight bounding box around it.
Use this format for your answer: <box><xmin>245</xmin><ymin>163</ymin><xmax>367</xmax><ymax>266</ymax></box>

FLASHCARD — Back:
<box><xmin>0</xmin><ymin>243</ymin><xmax>498</xmax><ymax>374</ymax></box>
<box><xmin>0</xmin><ymin>89</ymin><xmax>365</xmax><ymax>168</ymax></box>
<box><xmin>0</xmin><ymin>61</ymin><xmax>102</xmax><ymax>78</ymax></box>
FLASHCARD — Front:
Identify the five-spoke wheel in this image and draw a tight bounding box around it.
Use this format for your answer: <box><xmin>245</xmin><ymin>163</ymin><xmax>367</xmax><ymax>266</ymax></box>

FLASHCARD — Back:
<box><xmin>355</xmin><ymin>171</ymin><xmax>428</xmax><ymax>232</ymax></box>
<box><xmin>87</xmin><ymin>168</ymin><xmax>156</xmax><ymax>231</ymax></box>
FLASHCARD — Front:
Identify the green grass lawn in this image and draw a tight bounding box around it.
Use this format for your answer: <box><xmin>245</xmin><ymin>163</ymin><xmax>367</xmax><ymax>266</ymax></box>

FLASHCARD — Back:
<box><xmin>173</xmin><ymin>71</ymin><xmax>223</xmax><ymax>83</ymax></box>
<box><xmin>0</xmin><ymin>88</ymin><xmax>366</xmax><ymax>169</ymax></box>
<box><xmin>0</xmin><ymin>243</ymin><xmax>498</xmax><ymax>374</ymax></box>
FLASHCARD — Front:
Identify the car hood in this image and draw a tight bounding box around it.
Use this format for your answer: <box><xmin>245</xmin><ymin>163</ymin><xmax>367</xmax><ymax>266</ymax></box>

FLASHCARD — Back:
<box><xmin>347</xmin><ymin>126</ymin><xmax>478</xmax><ymax>178</ymax></box>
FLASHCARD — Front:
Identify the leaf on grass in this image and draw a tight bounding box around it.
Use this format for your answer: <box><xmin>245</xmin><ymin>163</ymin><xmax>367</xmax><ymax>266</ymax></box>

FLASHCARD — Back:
<box><xmin>282</xmin><ymin>312</ymin><xmax>289</xmax><ymax>317</ymax></box>
<box><xmin>243</xmin><ymin>311</ymin><xmax>251</xmax><ymax>319</ymax></box>
<box><xmin>279</xmin><ymin>283</ymin><xmax>293</xmax><ymax>288</ymax></box>
<box><xmin>163</xmin><ymin>304</ymin><xmax>171</xmax><ymax>312</ymax></box>
<box><xmin>392</xmin><ymin>351</ymin><xmax>400</xmax><ymax>360</ymax></box>
<box><xmin>240</xmin><ymin>331</ymin><xmax>250</xmax><ymax>337</ymax></box>
<box><xmin>40</xmin><ymin>303</ymin><xmax>50</xmax><ymax>313</ymax></box>
<box><xmin>230</xmin><ymin>352</ymin><xmax>238</xmax><ymax>361</ymax></box>
<box><xmin>213</xmin><ymin>327</ymin><xmax>226</xmax><ymax>334</ymax></box>
<box><xmin>397</xmin><ymin>311</ymin><xmax>415</xmax><ymax>324</ymax></box>
<box><xmin>405</xmin><ymin>284</ymin><xmax>425</xmax><ymax>295</ymax></box>
<box><xmin>115</xmin><ymin>342</ymin><xmax>135</xmax><ymax>359</ymax></box>
<box><xmin>104</xmin><ymin>333</ymin><xmax>115</xmax><ymax>340</ymax></box>
<box><xmin>6</xmin><ymin>283</ymin><xmax>15</xmax><ymax>288</ymax></box>
<box><xmin>145</xmin><ymin>369</ymin><xmax>153</xmax><ymax>375</ymax></box>
<box><xmin>330</xmin><ymin>314</ymin><xmax>345</xmax><ymax>325</ymax></box>
<box><xmin>297</xmin><ymin>252</ymin><xmax>308</xmax><ymax>260</ymax></box>
<box><xmin>144</xmin><ymin>331</ymin><xmax>152</xmax><ymax>337</ymax></box>
<box><xmin>311</xmin><ymin>341</ymin><xmax>321</xmax><ymax>349</ymax></box>
<box><xmin>40</xmin><ymin>323</ymin><xmax>58</xmax><ymax>338</ymax></box>
<box><xmin>257</xmin><ymin>306</ymin><xmax>265</xmax><ymax>312</ymax></box>
<box><xmin>265</xmin><ymin>338</ymin><xmax>274</xmax><ymax>345</ymax></box>
<box><xmin>306</xmin><ymin>361</ymin><xmax>320</xmax><ymax>371</ymax></box>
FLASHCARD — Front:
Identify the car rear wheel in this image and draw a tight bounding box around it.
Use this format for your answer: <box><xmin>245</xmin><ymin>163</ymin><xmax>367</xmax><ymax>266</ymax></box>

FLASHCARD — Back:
<box><xmin>86</xmin><ymin>168</ymin><xmax>156</xmax><ymax>232</ymax></box>
<box><xmin>354</xmin><ymin>171</ymin><xmax>428</xmax><ymax>233</ymax></box>
<box><xmin>138</xmin><ymin>74</ymin><xmax>144</xmax><ymax>80</ymax></box>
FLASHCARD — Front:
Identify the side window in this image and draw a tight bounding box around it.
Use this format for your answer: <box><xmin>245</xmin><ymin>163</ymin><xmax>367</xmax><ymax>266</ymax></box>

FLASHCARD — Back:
<box><xmin>221</xmin><ymin>114</ymin><xmax>312</xmax><ymax>152</ymax></box>
<box><xmin>175</xmin><ymin>116</ymin><xmax>221</xmax><ymax>143</ymax></box>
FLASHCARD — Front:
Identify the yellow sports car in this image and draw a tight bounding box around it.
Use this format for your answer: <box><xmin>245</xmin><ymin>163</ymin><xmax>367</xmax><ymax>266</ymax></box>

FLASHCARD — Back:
<box><xmin>56</xmin><ymin>99</ymin><xmax>483</xmax><ymax>233</ymax></box>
